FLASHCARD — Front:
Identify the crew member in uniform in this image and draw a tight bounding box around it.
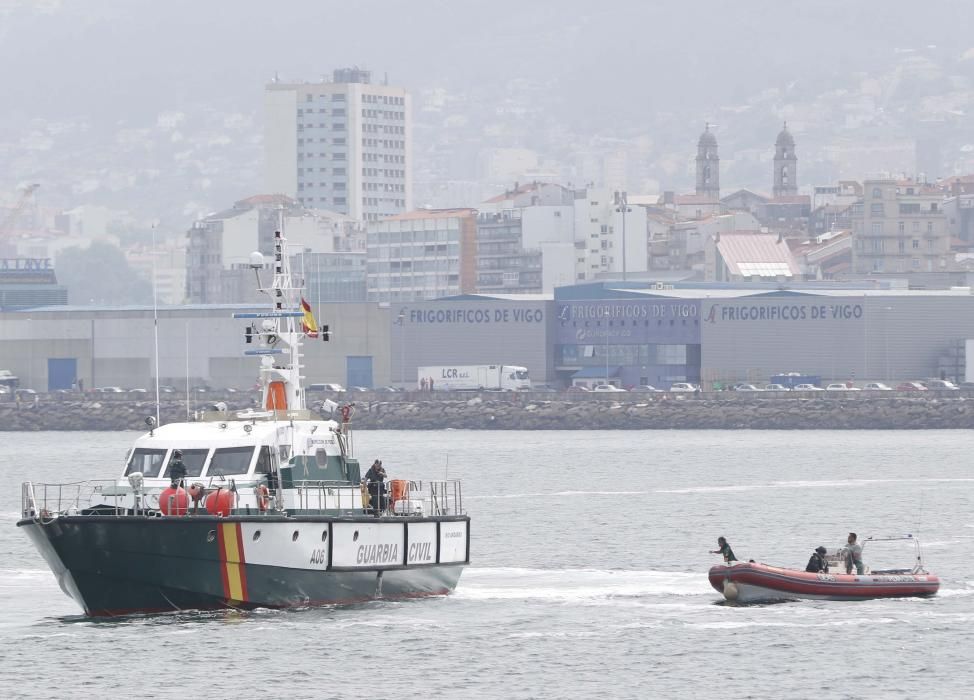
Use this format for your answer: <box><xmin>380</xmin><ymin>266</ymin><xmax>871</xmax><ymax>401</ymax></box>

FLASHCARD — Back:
<box><xmin>364</xmin><ymin>460</ymin><xmax>387</xmax><ymax>516</ymax></box>
<box><xmin>169</xmin><ymin>450</ymin><xmax>187</xmax><ymax>489</ymax></box>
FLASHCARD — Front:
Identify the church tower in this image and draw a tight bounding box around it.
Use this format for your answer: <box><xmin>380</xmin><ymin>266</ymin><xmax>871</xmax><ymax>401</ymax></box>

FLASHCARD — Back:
<box><xmin>773</xmin><ymin>122</ymin><xmax>798</xmax><ymax>198</ymax></box>
<box><xmin>695</xmin><ymin>124</ymin><xmax>720</xmax><ymax>199</ymax></box>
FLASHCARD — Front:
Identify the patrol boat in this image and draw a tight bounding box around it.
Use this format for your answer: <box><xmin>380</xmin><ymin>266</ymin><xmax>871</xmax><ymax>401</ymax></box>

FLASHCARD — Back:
<box><xmin>17</xmin><ymin>230</ymin><xmax>469</xmax><ymax>617</ymax></box>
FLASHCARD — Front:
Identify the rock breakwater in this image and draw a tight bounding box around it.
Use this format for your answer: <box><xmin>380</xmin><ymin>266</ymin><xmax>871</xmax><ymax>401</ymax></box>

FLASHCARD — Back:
<box><xmin>4</xmin><ymin>396</ymin><xmax>974</xmax><ymax>430</ymax></box>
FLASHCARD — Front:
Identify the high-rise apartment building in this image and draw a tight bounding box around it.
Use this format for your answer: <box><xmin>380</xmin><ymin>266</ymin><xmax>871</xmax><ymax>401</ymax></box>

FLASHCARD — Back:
<box><xmin>265</xmin><ymin>67</ymin><xmax>412</xmax><ymax>222</ymax></box>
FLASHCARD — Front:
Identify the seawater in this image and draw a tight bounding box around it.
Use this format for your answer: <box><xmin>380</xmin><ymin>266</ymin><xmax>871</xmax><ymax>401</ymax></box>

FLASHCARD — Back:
<box><xmin>1</xmin><ymin>430</ymin><xmax>973</xmax><ymax>699</ymax></box>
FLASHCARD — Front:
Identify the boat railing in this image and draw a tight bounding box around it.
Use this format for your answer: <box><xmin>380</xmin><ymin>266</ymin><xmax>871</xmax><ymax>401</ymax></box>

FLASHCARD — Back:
<box><xmin>391</xmin><ymin>479</ymin><xmax>463</xmax><ymax>516</ymax></box>
<box><xmin>20</xmin><ymin>480</ymin><xmax>129</xmax><ymax>520</ymax></box>
<box><xmin>291</xmin><ymin>480</ymin><xmax>363</xmax><ymax>514</ymax></box>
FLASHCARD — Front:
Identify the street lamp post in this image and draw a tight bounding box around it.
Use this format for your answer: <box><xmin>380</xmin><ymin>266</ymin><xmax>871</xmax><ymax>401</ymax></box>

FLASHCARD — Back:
<box><xmin>395</xmin><ymin>310</ymin><xmax>406</xmax><ymax>388</ymax></box>
<box><xmin>883</xmin><ymin>306</ymin><xmax>892</xmax><ymax>382</ymax></box>
<box><xmin>614</xmin><ymin>191</ymin><xmax>631</xmax><ymax>281</ymax></box>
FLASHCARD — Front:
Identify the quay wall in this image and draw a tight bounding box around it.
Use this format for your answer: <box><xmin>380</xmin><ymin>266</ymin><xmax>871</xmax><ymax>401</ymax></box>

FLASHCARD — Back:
<box><xmin>4</xmin><ymin>393</ymin><xmax>974</xmax><ymax>430</ymax></box>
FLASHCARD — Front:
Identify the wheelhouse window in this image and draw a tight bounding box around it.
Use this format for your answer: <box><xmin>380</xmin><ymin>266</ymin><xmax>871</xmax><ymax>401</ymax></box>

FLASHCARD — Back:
<box><xmin>206</xmin><ymin>447</ymin><xmax>255</xmax><ymax>476</ymax></box>
<box><xmin>163</xmin><ymin>449</ymin><xmax>208</xmax><ymax>478</ymax></box>
<box><xmin>515</xmin><ymin>370</ymin><xmax>529</xmax><ymax>380</ymax></box>
<box><xmin>255</xmin><ymin>446</ymin><xmax>273</xmax><ymax>475</ymax></box>
<box><xmin>125</xmin><ymin>448</ymin><xmax>167</xmax><ymax>477</ymax></box>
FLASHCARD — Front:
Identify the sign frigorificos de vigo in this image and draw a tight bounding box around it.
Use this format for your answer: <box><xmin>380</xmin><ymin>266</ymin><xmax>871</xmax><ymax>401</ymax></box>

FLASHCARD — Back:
<box><xmin>555</xmin><ymin>300</ymin><xmax>701</xmax><ymax>344</ymax></box>
<box><xmin>703</xmin><ymin>302</ymin><xmax>864</xmax><ymax>324</ymax></box>
<box><xmin>400</xmin><ymin>305</ymin><xmax>545</xmax><ymax>325</ymax></box>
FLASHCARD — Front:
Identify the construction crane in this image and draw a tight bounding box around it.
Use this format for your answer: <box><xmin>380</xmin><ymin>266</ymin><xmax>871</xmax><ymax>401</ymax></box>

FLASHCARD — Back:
<box><xmin>0</xmin><ymin>183</ymin><xmax>40</xmax><ymax>257</ymax></box>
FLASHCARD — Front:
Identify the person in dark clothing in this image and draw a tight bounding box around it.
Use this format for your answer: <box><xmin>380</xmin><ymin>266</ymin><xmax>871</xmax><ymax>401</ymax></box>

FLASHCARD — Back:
<box><xmin>710</xmin><ymin>536</ymin><xmax>737</xmax><ymax>563</ymax></box>
<box><xmin>169</xmin><ymin>450</ymin><xmax>187</xmax><ymax>488</ymax></box>
<box><xmin>805</xmin><ymin>546</ymin><xmax>829</xmax><ymax>573</ymax></box>
<box><xmin>364</xmin><ymin>460</ymin><xmax>387</xmax><ymax>516</ymax></box>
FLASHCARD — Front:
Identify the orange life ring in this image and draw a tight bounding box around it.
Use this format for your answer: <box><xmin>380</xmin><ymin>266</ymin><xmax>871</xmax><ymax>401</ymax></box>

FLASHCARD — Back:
<box><xmin>340</xmin><ymin>405</ymin><xmax>351</xmax><ymax>423</ymax></box>
<box><xmin>256</xmin><ymin>484</ymin><xmax>270</xmax><ymax>512</ymax></box>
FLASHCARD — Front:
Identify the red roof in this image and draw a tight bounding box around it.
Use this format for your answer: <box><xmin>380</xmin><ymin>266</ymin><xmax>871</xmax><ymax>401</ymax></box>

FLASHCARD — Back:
<box><xmin>382</xmin><ymin>208</ymin><xmax>477</xmax><ymax>221</ymax></box>
<box><xmin>237</xmin><ymin>194</ymin><xmax>296</xmax><ymax>206</ymax></box>
<box><xmin>768</xmin><ymin>195</ymin><xmax>811</xmax><ymax>205</ymax></box>
<box><xmin>483</xmin><ymin>182</ymin><xmax>546</xmax><ymax>204</ymax></box>
<box><xmin>675</xmin><ymin>194</ymin><xmax>720</xmax><ymax>205</ymax></box>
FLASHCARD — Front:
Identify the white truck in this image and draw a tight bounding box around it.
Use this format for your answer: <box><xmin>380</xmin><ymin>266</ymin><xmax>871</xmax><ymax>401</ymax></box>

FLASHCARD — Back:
<box><xmin>418</xmin><ymin>365</ymin><xmax>531</xmax><ymax>391</ymax></box>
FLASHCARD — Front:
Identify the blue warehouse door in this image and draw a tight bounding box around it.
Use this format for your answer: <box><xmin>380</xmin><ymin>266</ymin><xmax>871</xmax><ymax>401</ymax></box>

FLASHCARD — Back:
<box><xmin>48</xmin><ymin>358</ymin><xmax>77</xmax><ymax>391</ymax></box>
<box><xmin>346</xmin><ymin>356</ymin><xmax>373</xmax><ymax>389</ymax></box>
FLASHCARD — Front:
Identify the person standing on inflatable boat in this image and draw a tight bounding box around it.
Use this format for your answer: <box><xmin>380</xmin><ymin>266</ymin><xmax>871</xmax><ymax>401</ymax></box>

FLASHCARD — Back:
<box><xmin>711</xmin><ymin>536</ymin><xmax>737</xmax><ymax>563</ymax></box>
<box><xmin>844</xmin><ymin>532</ymin><xmax>865</xmax><ymax>574</ymax></box>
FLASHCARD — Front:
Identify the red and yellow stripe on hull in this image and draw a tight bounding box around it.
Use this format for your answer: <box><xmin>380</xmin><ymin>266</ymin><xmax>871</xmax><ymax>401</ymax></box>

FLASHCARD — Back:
<box><xmin>217</xmin><ymin>522</ymin><xmax>248</xmax><ymax>604</ymax></box>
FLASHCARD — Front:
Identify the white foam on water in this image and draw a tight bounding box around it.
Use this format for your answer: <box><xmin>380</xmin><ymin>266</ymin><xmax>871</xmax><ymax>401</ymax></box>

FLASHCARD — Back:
<box><xmin>658</xmin><ymin>477</ymin><xmax>974</xmax><ymax>495</ymax></box>
<box><xmin>467</xmin><ymin>491</ymin><xmax>647</xmax><ymax>500</ymax></box>
<box><xmin>456</xmin><ymin>567</ymin><xmax>711</xmax><ymax>602</ymax></box>
<box><xmin>935</xmin><ymin>587</ymin><xmax>974</xmax><ymax>598</ymax></box>
<box><xmin>506</xmin><ymin>630</ymin><xmax>604</xmax><ymax>640</ymax></box>
<box><xmin>688</xmin><ymin>617</ymin><xmax>901</xmax><ymax>630</ymax></box>
<box><xmin>0</xmin><ymin>569</ymin><xmax>52</xmax><ymax>587</ymax></box>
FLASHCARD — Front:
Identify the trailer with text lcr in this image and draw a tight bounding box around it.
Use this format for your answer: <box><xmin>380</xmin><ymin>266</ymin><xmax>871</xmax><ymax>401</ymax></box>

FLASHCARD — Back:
<box><xmin>417</xmin><ymin>365</ymin><xmax>531</xmax><ymax>391</ymax></box>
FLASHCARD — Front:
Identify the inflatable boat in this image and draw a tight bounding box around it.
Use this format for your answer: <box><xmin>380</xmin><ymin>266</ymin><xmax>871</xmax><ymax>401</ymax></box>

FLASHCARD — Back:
<box><xmin>708</xmin><ymin>536</ymin><xmax>939</xmax><ymax>603</ymax></box>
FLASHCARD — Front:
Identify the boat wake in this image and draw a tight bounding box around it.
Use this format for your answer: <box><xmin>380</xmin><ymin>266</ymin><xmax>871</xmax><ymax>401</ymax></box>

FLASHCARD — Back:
<box><xmin>467</xmin><ymin>491</ymin><xmax>648</xmax><ymax>500</ymax></box>
<box><xmin>658</xmin><ymin>477</ymin><xmax>974</xmax><ymax>494</ymax></box>
<box><xmin>456</xmin><ymin>567</ymin><xmax>711</xmax><ymax>602</ymax></box>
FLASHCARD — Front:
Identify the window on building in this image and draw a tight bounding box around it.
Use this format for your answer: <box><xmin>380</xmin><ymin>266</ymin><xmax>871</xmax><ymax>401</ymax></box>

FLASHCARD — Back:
<box><xmin>927</xmin><ymin>221</ymin><xmax>934</xmax><ymax>233</ymax></box>
<box><xmin>912</xmin><ymin>239</ymin><xmax>919</xmax><ymax>249</ymax></box>
<box><xmin>898</xmin><ymin>221</ymin><xmax>905</xmax><ymax>233</ymax></box>
<box><xmin>913</xmin><ymin>221</ymin><xmax>920</xmax><ymax>232</ymax></box>
<box><xmin>911</xmin><ymin>257</ymin><xmax>920</xmax><ymax>269</ymax></box>
<box><xmin>871</xmin><ymin>187</ymin><xmax>882</xmax><ymax>198</ymax></box>
<box><xmin>871</xmin><ymin>222</ymin><xmax>883</xmax><ymax>235</ymax></box>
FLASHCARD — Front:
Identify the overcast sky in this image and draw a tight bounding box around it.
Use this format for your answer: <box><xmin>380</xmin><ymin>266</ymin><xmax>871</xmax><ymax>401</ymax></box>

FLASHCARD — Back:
<box><xmin>3</xmin><ymin>0</ymin><xmax>973</xmax><ymax>125</ymax></box>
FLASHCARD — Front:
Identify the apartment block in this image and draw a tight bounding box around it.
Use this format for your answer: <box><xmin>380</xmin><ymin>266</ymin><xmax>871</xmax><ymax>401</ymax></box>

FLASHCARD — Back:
<box><xmin>850</xmin><ymin>180</ymin><xmax>949</xmax><ymax>275</ymax></box>
<box><xmin>265</xmin><ymin>67</ymin><xmax>412</xmax><ymax>222</ymax></box>
<box><xmin>366</xmin><ymin>209</ymin><xmax>477</xmax><ymax>302</ymax></box>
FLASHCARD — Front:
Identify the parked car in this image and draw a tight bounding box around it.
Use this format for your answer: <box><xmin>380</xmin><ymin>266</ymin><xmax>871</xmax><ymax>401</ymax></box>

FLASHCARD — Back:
<box><xmin>566</xmin><ymin>385</ymin><xmax>591</xmax><ymax>392</ymax></box>
<box><xmin>159</xmin><ymin>385</ymin><xmax>176</xmax><ymax>393</ymax></box>
<box><xmin>668</xmin><ymin>382</ymin><xmax>698</xmax><ymax>392</ymax></box>
<box><xmin>763</xmin><ymin>383</ymin><xmax>791</xmax><ymax>392</ymax></box>
<box><xmin>127</xmin><ymin>388</ymin><xmax>148</xmax><ymax>395</ymax></box>
<box><xmin>733</xmin><ymin>383</ymin><xmax>763</xmax><ymax>392</ymax></box>
<box><xmin>308</xmin><ymin>383</ymin><xmax>345</xmax><ymax>392</ymax></box>
<box><xmin>632</xmin><ymin>384</ymin><xmax>663</xmax><ymax>393</ymax></box>
<box><xmin>95</xmin><ymin>386</ymin><xmax>125</xmax><ymax>393</ymax></box>
<box><xmin>895</xmin><ymin>382</ymin><xmax>928</xmax><ymax>391</ymax></box>
<box><xmin>924</xmin><ymin>379</ymin><xmax>959</xmax><ymax>391</ymax></box>
<box><xmin>374</xmin><ymin>386</ymin><xmax>400</xmax><ymax>393</ymax></box>
<box><xmin>863</xmin><ymin>382</ymin><xmax>893</xmax><ymax>391</ymax></box>
<box><xmin>826</xmin><ymin>383</ymin><xmax>860</xmax><ymax>391</ymax></box>
<box><xmin>592</xmin><ymin>384</ymin><xmax>627</xmax><ymax>392</ymax></box>
<box><xmin>15</xmin><ymin>388</ymin><xmax>37</xmax><ymax>396</ymax></box>
<box><xmin>0</xmin><ymin>386</ymin><xmax>10</xmax><ymax>395</ymax></box>
<box><xmin>531</xmin><ymin>384</ymin><xmax>560</xmax><ymax>393</ymax></box>
<box><xmin>793</xmin><ymin>384</ymin><xmax>824</xmax><ymax>391</ymax></box>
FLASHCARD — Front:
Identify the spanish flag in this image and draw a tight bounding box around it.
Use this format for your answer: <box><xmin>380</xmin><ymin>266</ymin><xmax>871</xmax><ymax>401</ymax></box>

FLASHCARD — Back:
<box><xmin>301</xmin><ymin>298</ymin><xmax>319</xmax><ymax>337</ymax></box>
